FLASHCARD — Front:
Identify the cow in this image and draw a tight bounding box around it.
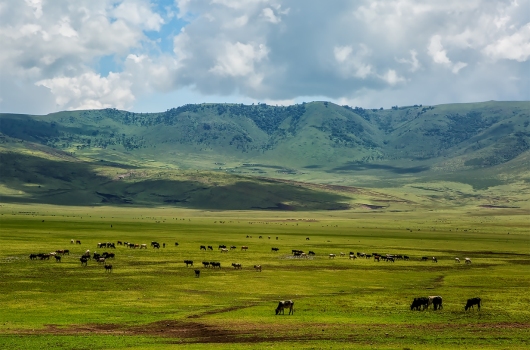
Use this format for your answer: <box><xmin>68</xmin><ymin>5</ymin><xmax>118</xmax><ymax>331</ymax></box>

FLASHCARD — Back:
<box><xmin>184</xmin><ymin>260</ymin><xmax>194</xmax><ymax>267</ymax></box>
<box><xmin>140</xmin><ymin>244</ymin><xmax>147</xmax><ymax>249</ymax></box>
<box><xmin>329</xmin><ymin>254</ymin><xmax>336</xmax><ymax>259</ymax></box>
<box><xmin>271</xmin><ymin>247</ymin><xmax>279</xmax><ymax>252</ymax></box>
<box><xmin>29</xmin><ymin>254</ymin><xmax>38</xmax><ymax>260</ymax></box>
<box><xmin>455</xmin><ymin>258</ymin><xmax>461</xmax><ymax>263</ymax></box>
<box><xmin>432</xmin><ymin>257</ymin><xmax>438</xmax><ymax>263</ymax></box>
<box><xmin>80</xmin><ymin>257</ymin><xmax>88</xmax><ymax>266</ymax></box>
<box><xmin>54</xmin><ymin>255</ymin><xmax>61</xmax><ymax>262</ymax></box>
<box><xmin>200</xmin><ymin>245</ymin><xmax>207</xmax><ymax>251</ymax></box>
<box><xmin>97</xmin><ymin>257</ymin><xmax>106</xmax><ymax>264</ymax></box>
<box><xmin>175</xmin><ymin>242</ymin><xmax>179</xmax><ymax>246</ymax></box>
<box><xmin>194</xmin><ymin>269</ymin><xmax>200</xmax><ymax>278</ymax></box>
<box><xmin>403</xmin><ymin>255</ymin><xmax>410</xmax><ymax>261</ymax></box>
<box><xmin>259</xmin><ymin>236</ymin><xmax>263</xmax><ymax>239</ymax></box>
<box><xmin>76</xmin><ymin>240</ymin><xmax>81</xmax><ymax>245</ymax></box>
<box><xmin>152</xmin><ymin>243</ymin><xmax>160</xmax><ymax>249</ymax></box>
<box><xmin>373</xmin><ymin>255</ymin><xmax>380</xmax><ymax>262</ymax></box>
<box><xmin>349</xmin><ymin>254</ymin><xmax>357</xmax><ymax>260</ymax></box>
<box><xmin>241</xmin><ymin>246</ymin><xmax>248</xmax><ymax>251</ymax></box>
<box><xmin>254</xmin><ymin>265</ymin><xmax>262</xmax><ymax>272</ymax></box>
<box><xmin>208</xmin><ymin>246</ymin><xmax>213</xmax><ymax>250</ymax></box>
<box><xmin>202</xmin><ymin>261</ymin><xmax>210</xmax><ymax>268</ymax></box>
<box><xmin>230</xmin><ymin>245</ymin><xmax>237</xmax><ymax>250</ymax></box>
<box><xmin>104</xmin><ymin>264</ymin><xmax>113</xmax><ymax>273</ymax></box>
<box><xmin>306</xmin><ymin>237</ymin><xmax>310</xmax><ymax>240</ymax></box>
<box><xmin>465</xmin><ymin>297</ymin><xmax>481</xmax><ymax>311</ymax></box>
<box><xmin>340</xmin><ymin>252</ymin><xmax>346</xmax><ymax>257</ymax></box>
<box><xmin>218</xmin><ymin>245</ymin><xmax>227</xmax><ymax>249</ymax></box>
<box><xmin>211</xmin><ymin>262</ymin><xmax>221</xmax><ymax>269</ymax></box>
<box><xmin>275</xmin><ymin>300</ymin><xmax>294</xmax><ymax>315</ymax></box>
<box><xmin>308</xmin><ymin>251</ymin><xmax>315</xmax><ymax>256</ymax></box>
<box><xmin>465</xmin><ymin>258</ymin><xmax>472</xmax><ymax>264</ymax></box>
<box><xmin>428</xmin><ymin>296</ymin><xmax>443</xmax><ymax>310</ymax></box>
<box><xmin>410</xmin><ymin>297</ymin><xmax>429</xmax><ymax>311</ymax></box>
<box><xmin>386</xmin><ymin>257</ymin><xmax>395</xmax><ymax>262</ymax></box>
<box><xmin>232</xmin><ymin>263</ymin><xmax>242</xmax><ymax>269</ymax></box>
<box><xmin>221</xmin><ymin>248</ymin><xmax>229</xmax><ymax>253</ymax></box>
<box><xmin>421</xmin><ymin>256</ymin><xmax>429</xmax><ymax>261</ymax></box>
<box><xmin>71</xmin><ymin>239</ymin><xmax>74</xmax><ymax>244</ymax></box>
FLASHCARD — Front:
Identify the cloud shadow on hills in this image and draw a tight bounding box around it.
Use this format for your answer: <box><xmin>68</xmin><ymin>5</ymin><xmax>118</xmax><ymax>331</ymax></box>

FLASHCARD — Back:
<box><xmin>332</xmin><ymin>163</ymin><xmax>429</xmax><ymax>174</ymax></box>
<box><xmin>0</xmin><ymin>152</ymin><xmax>350</xmax><ymax>210</ymax></box>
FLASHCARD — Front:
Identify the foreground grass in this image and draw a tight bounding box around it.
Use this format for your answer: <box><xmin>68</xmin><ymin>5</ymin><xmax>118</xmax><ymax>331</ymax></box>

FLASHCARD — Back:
<box><xmin>0</xmin><ymin>204</ymin><xmax>529</xmax><ymax>349</ymax></box>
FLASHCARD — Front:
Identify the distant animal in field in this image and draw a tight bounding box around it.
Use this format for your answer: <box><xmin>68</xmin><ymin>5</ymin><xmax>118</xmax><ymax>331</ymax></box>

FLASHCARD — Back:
<box><xmin>210</xmin><ymin>262</ymin><xmax>221</xmax><ymax>269</ymax></box>
<box><xmin>329</xmin><ymin>254</ymin><xmax>336</xmax><ymax>259</ymax></box>
<box><xmin>200</xmin><ymin>245</ymin><xmax>206</xmax><ymax>251</ymax></box>
<box><xmin>208</xmin><ymin>246</ymin><xmax>213</xmax><ymax>250</ymax></box>
<box><xmin>218</xmin><ymin>245</ymin><xmax>226</xmax><ymax>249</ymax></box>
<box><xmin>349</xmin><ymin>254</ymin><xmax>357</xmax><ymax>260</ymax></box>
<box><xmin>71</xmin><ymin>239</ymin><xmax>74</xmax><ymax>244</ymax></box>
<box><xmin>306</xmin><ymin>237</ymin><xmax>310</xmax><ymax>240</ymax></box>
<box><xmin>29</xmin><ymin>254</ymin><xmax>37</xmax><ymax>260</ymax></box>
<box><xmin>76</xmin><ymin>240</ymin><xmax>81</xmax><ymax>245</ymax></box>
<box><xmin>428</xmin><ymin>296</ymin><xmax>443</xmax><ymax>310</ymax></box>
<box><xmin>54</xmin><ymin>255</ymin><xmax>61</xmax><ymax>262</ymax></box>
<box><xmin>271</xmin><ymin>247</ymin><xmax>279</xmax><ymax>252</ymax></box>
<box><xmin>241</xmin><ymin>246</ymin><xmax>248</xmax><ymax>251</ymax></box>
<box><xmin>140</xmin><ymin>244</ymin><xmax>147</xmax><ymax>249</ymax></box>
<box><xmin>410</xmin><ymin>297</ymin><xmax>429</xmax><ymax>311</ymax></box>
<box><xmin>465</xmin><ymin>297</ymin><xmax>481</xmax><ymax>311</ymax></box>
<box><xmin>104</xmin><ymin>264</ymin><xmax>113</xmax><ymax>273</ymax></box>
<box><xmin>308</xmin><ymin>251</ymin><xmax>315</xmax><ymax>256</ymax></box>
<box><xmin>202</xmin><ymin>261</ymin><xmax>210</xmax><ymax>268</ymax></box>
<box><xmin>231</xmin><ymin>263</ymin><xmax>242</xmax><ymax>269</ymax></box>
<box><xmin>254</xmin><ymin>265</ymin><xmax>262</xmax><ymax>272</ymax></box>
<box><xmin>455</xmin><ymin>258</ymin><xmax>460</xmax><ymax>263</ymax></box>
<box><xmin>465</xmin><ymin>258</ymin><xmax>471</xmax><ymax>264</ymax></box>
<box><xmin>432</xmin><ymin>257</ymin><xmax>438</xmax><ymax>263</ymax></box>
<box><xmin>340</xmin><ymin>252</ymin><xmax>346</xmax><ymax>257</ymax></box>
<box><xmin>275</xmin><ymin>300</ymin><xmax>294</xmax><ymax>315</ymax></box>
<box><xmin>184</xmin><ymin>260</ymin><xmax>194</xmax><ymax>267</ymax></box>
<box><xmin>221</xmin><ymin>248</ymin><xmax>228</xmax><ymax>253</ymax></box>
<box><xmin>230</xmin><ymin>245</ymin><xmax>236</xmax><ymax>250</ymax></box>
<box><xmin>194</xmin><ymin>269</ymin><xmax>200</xmax><ymax>278</ymax></box>
<box><xmin>80</xmin><ymin>257</ymin><xmax>88</xmax><ymax>266</ymax></box>
<box><xmin>175</xmin><ymin>242</ymin><xmax>179</xmax><ymax>246</ymax></box>
<box><xmin>421</xmin><ymin>256</ymin><xmax>429</xmax><ymax>261</ymax></box>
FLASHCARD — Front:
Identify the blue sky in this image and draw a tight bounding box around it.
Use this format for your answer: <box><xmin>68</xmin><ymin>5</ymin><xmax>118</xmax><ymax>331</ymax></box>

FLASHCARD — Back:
<box><xmin>1</xmin><ymin>0</ymin><xmax>529</xmax><ymax>114</ymax></box>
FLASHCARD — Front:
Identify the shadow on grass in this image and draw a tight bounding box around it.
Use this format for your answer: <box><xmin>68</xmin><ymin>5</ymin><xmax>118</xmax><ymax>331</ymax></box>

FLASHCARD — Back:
<box><xmin>332</xmin><ymin>162</ymin><xmax>429</xmax><ymax>174</ymax></box>
<box><xmin>0</xmin><ymin>152</ymin><xmax>350</xmax><ymax>210</ymax></box>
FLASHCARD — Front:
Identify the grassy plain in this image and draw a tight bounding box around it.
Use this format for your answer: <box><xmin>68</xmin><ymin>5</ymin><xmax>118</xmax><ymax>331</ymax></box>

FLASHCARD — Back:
<box><xmin>0</xmin><ymin>204</ymin><xmax>529</xmax><ymax>349</ymax></box>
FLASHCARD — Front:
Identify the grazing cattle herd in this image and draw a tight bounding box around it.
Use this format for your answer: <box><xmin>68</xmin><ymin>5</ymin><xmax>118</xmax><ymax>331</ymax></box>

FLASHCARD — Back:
<box><xmin>28</xmin><ymin>235</ymin><xmax>483</xmax><ymax>315</ymax></box>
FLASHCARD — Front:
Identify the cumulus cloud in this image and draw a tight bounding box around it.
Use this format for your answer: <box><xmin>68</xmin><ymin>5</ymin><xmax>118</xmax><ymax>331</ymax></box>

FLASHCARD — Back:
<box><xmin>0</xmin><ymin>0</ymin><xmax>529</xmax><ymax>114</ymax></box>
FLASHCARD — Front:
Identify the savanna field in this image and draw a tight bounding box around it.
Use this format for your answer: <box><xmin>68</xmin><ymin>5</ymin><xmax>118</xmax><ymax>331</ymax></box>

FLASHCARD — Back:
<box><xmin>0</xmin><ymin>204</ymin><xmax>528</xmax><ymax>350</ymax></box>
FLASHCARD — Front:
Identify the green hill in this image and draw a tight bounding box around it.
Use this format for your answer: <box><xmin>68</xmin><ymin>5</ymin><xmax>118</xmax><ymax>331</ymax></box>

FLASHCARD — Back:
<box><xmin>1</xmin><ymin>101</ymin><xmax>529</xmax><ymax>209</ymax></box>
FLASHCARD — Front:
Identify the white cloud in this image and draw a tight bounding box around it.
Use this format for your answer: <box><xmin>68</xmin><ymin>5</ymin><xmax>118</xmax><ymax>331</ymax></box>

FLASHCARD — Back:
<box><xmin>210</xmin><ymin>42</ymin><xmax>268</xmax><ymax>77</ymax></box>
<box><xmin>483</xmin><ymin>23</ymin><xmax>530</xmax><ymax>62</ymax></box>
<box><xmin>428</xmin><ymin>35</ymin><xmax>468</xmax><ymax>74</ymax></box>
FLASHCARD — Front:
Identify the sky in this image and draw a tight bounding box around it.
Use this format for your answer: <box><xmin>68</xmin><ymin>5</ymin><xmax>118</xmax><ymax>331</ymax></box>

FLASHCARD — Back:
<box><xmin>0</xmin><ymin>0</ymin><xmax>529</xmax><ymax>115</ymax></box>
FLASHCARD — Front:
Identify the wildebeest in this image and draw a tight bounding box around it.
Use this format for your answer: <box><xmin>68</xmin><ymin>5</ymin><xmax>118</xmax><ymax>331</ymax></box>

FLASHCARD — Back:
<box><xmin>271</xmin><ymin>247</ymin><xmax>279</xmax><ymax>252</ymax></box>
<box><xmin>410</xmin><ymin>297</ymin><xmax>429</xmax><ymax>311</ymax></box>
<box><xmin>241</xmin><ymin>246</ymin><xmax>248</xmax><ymax>251</ymax></box>
<box><xmin>194</xmin><ymin>269</ymin><xmax>200</xmax><ymax>278</ymax></box>
<box><xmin>455</xmin><ymin>257</ymin><xmax>461</xmax><ymax>263</ymax></box>
<box><xmin>428</xmin><ymin>296</ymin><xmax>443</xmax><ymax>310</ymax></box>
<box><xmin>184</xmin><ymin>260</ymin><xmax>194</xmax><ymax>267</ymax></box>
<box><xmin>80</xmin><ymin>257</ymin><xmax>88</xmax><ymax>266</ymax></box>
<box><xmin>231</xmin><ymin>263</ymin><xmax>242</xmax><ymax>269</ymax></box>
<box><xmin>275</xmin><ymin>300</ymin><xmax>294</xmax><ymax>315</ymax></box>
<box><xmin>465</xmin><ymin>297</ymin><xmax>481</xmax><ymax>311</ymax></box>
<box><xmin>104</xmin><ymin>264</ymin><xmax>113</xmax><ymax>273</ymax></box>
<box><xmin>432</xmin><ymin>257</ymin><xmax>438</xmax><ymax>263</ymax></box>
<box><xmin>254</xmin><ymin>265</ymin><xmax>262</xmax><ymax>272</ymax></box>
<box><xmin>465</xmin><ymin>258</ymin><xmax>472</xmax><ymax>264</ymax></box>
<box><xmin>200</xmin><ymin>245</ymin><xmax>206</xmax><ymax>250</ymax></box>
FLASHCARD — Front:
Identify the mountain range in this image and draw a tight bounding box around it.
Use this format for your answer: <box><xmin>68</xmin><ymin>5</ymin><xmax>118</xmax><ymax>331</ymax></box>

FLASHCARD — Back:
<box><xmin>1</xmin><ymin>101</ymin><xmax>529</xmax><ymax>210</ymax></box>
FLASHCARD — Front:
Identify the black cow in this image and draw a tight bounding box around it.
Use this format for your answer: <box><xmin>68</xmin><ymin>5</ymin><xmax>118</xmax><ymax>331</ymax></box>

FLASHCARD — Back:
<box><xmin>465</xmin><ymin>297</ymin><xmax>481</xmax><ymax>311</ymax></box>
<box><xmin>429</xmin><ymin>296</ymin><xmax>443</xmax><ymax>310</ymax></box>
<box><xmin>421</xmin><ymin>256</ymin><xmax>429</xmax><ymax>261</ymax></box>
<box><xmin>210</xmin><ymin>262</ymin><xmax>221</xmax><ymax>269</ymax></box>
<box><xmin>208</xmin><ymin>246</ymin><xmax>213</xmax><ymax>250</ymax></box>
<box><xmin>29</xmin><ymin>254</ymin><xmax>37</xmax><ymax>260</ymax></box>
<box><xmin>194</xmin><ymin>269</ymin><xmax>200</xmax><ymax>278</ymax></box>
<box><xmin>410</xmin><ymin>297</ymin><xmax>429</xmax><ymax>311</ymax></box>
<box><xmin>271</xmin><ymin>247</ymin><xmax>279</xmax><ymax>252</ymax></box>
<box><xmin>200</xmin><ymin>245</ymin><xmax>206</xmax><ymax>251</ymax></box>
<box><xmin>184</xmin><ymin>260</ymin><xmax>194</xmax><ymax>267</ymax></box>
<box><xmin>80</xmin><ymin>257</ymin><xmax>88</xmax><ymax>266</ymax></box>
<box><xmin>218</xmin><ymin>245</ymin><xmax>226</xmax><ymax>249</ymax></box>
<box><xmin>202</xmin><ymin>261</ymin><xmax>210</xmax><ymax>268</ymax></box>
<box><xmin>275</xmin><ymin>300</ymin><xmax>294</xmax><ymax>315</ymax></box>
<box><xmin>175</xmin><ymin>242</ymin><xmax>179</xmax><ymax>246</ymax></box>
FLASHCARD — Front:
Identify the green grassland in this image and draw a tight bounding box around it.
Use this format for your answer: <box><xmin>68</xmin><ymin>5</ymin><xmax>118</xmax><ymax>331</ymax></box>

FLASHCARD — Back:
<box><xmin>0</xmin><ymin>205</ymin><xmax>528</xmax><ymax>349</ymax></box>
